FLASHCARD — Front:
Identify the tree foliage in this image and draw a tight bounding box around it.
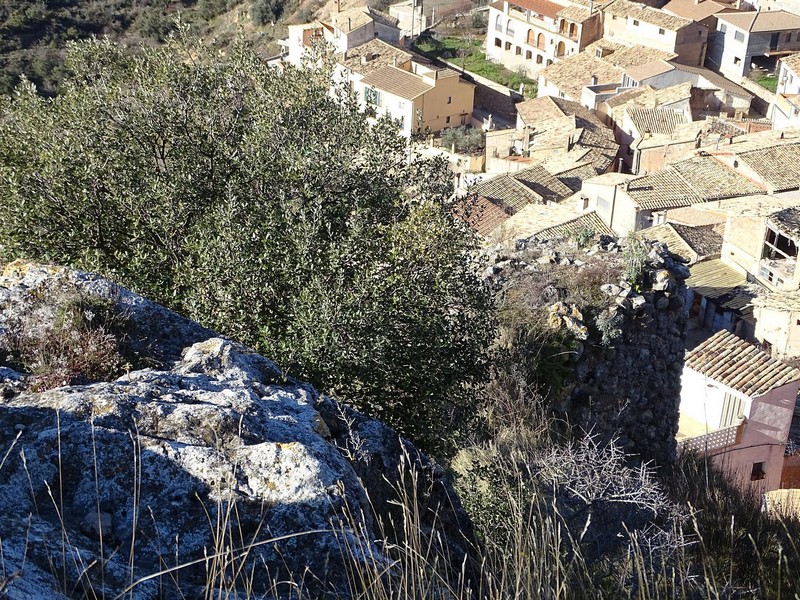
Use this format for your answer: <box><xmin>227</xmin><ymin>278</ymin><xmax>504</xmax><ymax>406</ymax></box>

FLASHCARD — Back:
<box><xmin>0</xmin><ymin>32</ymin><xmax>495</xmax><ymax>453</ymax></box>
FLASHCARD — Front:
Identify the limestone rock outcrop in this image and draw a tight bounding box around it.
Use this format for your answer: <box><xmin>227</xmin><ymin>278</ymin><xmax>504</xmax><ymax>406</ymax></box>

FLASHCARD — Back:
<box><xmin>0</xmin><ymin>262</ymin><xmax>472</xmax><ymax>598</ymax></box>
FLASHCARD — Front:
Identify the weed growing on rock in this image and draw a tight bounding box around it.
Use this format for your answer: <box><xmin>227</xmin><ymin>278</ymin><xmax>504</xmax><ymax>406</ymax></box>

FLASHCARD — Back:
<box><xmin>622</xmin><ymin>235</ymin><xmax>650</xmax><ymax>288</ymax></box>
<box><xmin>0</xmin><ymin>281</ymin><xmax>130</xmax><ymax>390</ymax></box>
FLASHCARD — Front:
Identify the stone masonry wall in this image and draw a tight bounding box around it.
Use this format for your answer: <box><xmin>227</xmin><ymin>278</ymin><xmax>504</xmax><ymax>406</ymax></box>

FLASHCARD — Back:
<box><xmin>484</xmin><ymin>235</ymin><xmax>688</xmax><ymax>464</ymax></box>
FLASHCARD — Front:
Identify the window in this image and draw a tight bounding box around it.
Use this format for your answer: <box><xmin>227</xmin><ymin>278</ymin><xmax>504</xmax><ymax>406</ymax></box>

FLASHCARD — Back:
<box><xmin>632</xmin><ymin>19</ymin><xmax>639</xmax><ymax>26</ymax></box>
<box><xmin>734</xmin><ymin>30</ymin><xmax>745</xmax><ymax>42</ymax></box>
<box><xmin>720</xmin><ymin>23</ymin><xmax>726</xmax><ymax>33</ymax></box>
<box><xmin>734</xmin><ymin>56</ymin><xmax>741</xmax><ymax>65</ymax></box>
<box><xmin>447</xmin><ymin>96</ymin><xmax>452</xmax><ymax>104</ymax></box>
<box><xmin>505</xmin><ymin>41</ymin><xmax>512</xmax><ymax>50</ymax></box>
<box><xmin>526</xmin><ymin>50</ymin><xmax>532</xmax><ymax>59</ymax></box>
<box><xmin>536</xmin><ymin>54</ymin><xmax>543</xmax><ymax>64</ymax></box>
<box><xmin>506</xmin><ymin>20</ymin><xmax>515</xmax><ymax>35</ymax></box>
<box><xmin>495</xmin><ymin>37</ymin><xmax>502</xmax><ymax>47</ymax></box>
<box><xmin>751</xmin><ymin>462</ymin><xmax>766</xmax><ymax>481</ymax></box>
<box><xmin>787</xmin><ymin>32</ymin><xmax>793</xmax><ymax>43</ymax></box>
<box><xmin>537</xmin><ymin>32</ymin><xmax>545</xmax><ymax>49</ymax></box>
<box><xmin>495</xmin><ymin>14</ymin><xmax>503</xmax><ymax>31</ymax></box>
<box><xmin>364</xmin><ymin>86</ymin><xmax>381</xmax><ymax>107</ymax></box>
<box><xmin>658</xmin><ymin>28</ymin><xmax>665</xmax><ymax>35</ymax></box>
<box><xmin>611</xmin><ymin>14</ymin><xmax>617</xmax><ymax>20</ymax></box>
<box><xmin>515</xmin><ymin>46</ymin><xmax>522</xmax><ymax>55</ymax></box>
<box><xmin>527</xmin><ymin>29</ymin><xmax>535</xmax><ymax>45</ymax></box>
<box><xmin>446</xmin><ymin>116</ymin><xmax>451</xmax><ymax>124</ymax></box>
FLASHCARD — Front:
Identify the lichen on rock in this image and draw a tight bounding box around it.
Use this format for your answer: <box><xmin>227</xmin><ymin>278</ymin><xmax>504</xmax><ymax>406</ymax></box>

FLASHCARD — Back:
<box><xmin>0</xmin><ymin>262</ymin><xmax>474</xmax><ymax>598</ymax></box>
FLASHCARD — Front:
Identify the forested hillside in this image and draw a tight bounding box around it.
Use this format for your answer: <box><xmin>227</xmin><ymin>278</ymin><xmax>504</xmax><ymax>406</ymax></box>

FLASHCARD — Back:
<box><xmin>0</xmin><ymin>0</ymin><xmax>287</xmax><ymax>95</ymax></box>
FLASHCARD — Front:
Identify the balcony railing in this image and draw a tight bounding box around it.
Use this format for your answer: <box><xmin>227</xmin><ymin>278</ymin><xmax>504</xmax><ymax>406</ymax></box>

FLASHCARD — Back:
<box><xmin>678</xmin><ymin>423</ymin><xmax>744</xmax><ymax>455</ymax></box>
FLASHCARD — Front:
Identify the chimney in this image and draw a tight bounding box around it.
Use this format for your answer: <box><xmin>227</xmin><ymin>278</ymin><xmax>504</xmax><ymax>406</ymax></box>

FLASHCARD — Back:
<box><xmin>336</xmin><ymin>0</ymin><xmax>341</xmax><ymax>12</ymax></box>
<box><xmin>348</xmin><ymin>17</ymin><xmax>351</xmax><ymax>30</ymax></box>
<box><xmin>694</xmin><ymin>0</ymin><xmax>699</xmax><ymax>5</ymax></box>
<box><xmin>589</xmin><ymin>0</ymin><xmax>594</xmax><ymax>13</ymax></box>
<box><xmin>393</xmin><ymin>55</ymin><xmax>397</xmax><ymax>67</ymax></box>
<box><xmin>590</xmin><ymin>74</ymin><xmax>598</xmax><ymax>85</ymax></box>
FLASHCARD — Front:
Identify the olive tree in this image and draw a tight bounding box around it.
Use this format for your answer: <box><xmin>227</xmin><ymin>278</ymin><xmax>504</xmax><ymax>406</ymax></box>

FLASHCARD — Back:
<box><xmin>0</xmin><ymin>32</ymin><xmax>495</xmax><ymax>452</ymax></box>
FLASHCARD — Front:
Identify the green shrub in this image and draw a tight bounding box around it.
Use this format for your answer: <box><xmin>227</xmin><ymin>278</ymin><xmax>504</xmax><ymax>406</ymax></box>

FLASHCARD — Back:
<box><xmin>0</xmin><ymin>32</ymin><xmax>495</xmax><ymax>455</ymax></box>
<box><xmin>440</xmin><ymin>125</ymin><xmax>485</xmax><ymax>154</ymax></box>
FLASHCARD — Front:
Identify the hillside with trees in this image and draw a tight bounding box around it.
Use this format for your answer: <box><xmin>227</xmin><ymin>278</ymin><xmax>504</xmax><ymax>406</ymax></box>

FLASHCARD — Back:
<box><xmin>0</xmin><ymin>0</ymin><xmax>296</xmax><ymax>95</ymax></box>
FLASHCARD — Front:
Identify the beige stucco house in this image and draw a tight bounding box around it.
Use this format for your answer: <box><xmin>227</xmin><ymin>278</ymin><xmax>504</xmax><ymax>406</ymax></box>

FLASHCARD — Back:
<box><xmin>334</xmin><ymin>39</ymin><xmax>475</xmax><ymax>136</ymax></box>
<box><xmin>485</xmin><ymin>0</ymin><xmax>605</xmax><ymax>75</ymax></box>
<box><xmin>285</xmin><ymin>6</ymin><xmax>400</xmax><ymax>66</ymax></box>
<box><xmin>602</xmin><ymin>0</ymin><xmax>709</xmax><ymax>66</ymax></box>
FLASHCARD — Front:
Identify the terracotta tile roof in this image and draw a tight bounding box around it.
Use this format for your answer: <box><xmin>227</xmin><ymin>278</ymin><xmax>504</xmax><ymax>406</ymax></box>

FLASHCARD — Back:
<box><xmin>666</xmin><ymin>205</ymin><xmax>727</xmax><ymax>226</ymax></box>
<box><xmin>669</xmin><ymin>155</ymin><xmax>763</xmax><ymax>200</ymax></box>
<box><xmin>552</xmin><ymin>162</ymin><xmax>599</xmax><ymax>192</ymax></box>
<box><xmin>515</xmin><ymin>96</ymin><xmax>619</xmax><ymax>173</ymax></box>
<box><xmin>495</xmin><ymin>200</ymin><xmax>583</xmax><ymax>240</ymax></box>
<box><xmin>603</xmin><ymin>0</ymin><xmax>693</xmax><ymax>30</ymax></box>
<box><xmin>782</xmin><ymin>53</ymin><xmax>800</xmax><ymax>75</ymax></box>
<box><xmin>368</xmin><ymin>7</ymin><xmax>399</xmax><ymax>28</ymax></box>
<box><xmin>473</xmin><ymin>174</ymin><xmax>539</xmax><ymax>212</ymax></box>
<box><xmin>625</xmin><ymin>59</ymin><xmax>675</xmax><ymax>82</ymax></box>
<box><xmin>361</xmin><ymin>65</ymin><xmax>433</xmax><ymax>100</ymax></box>
<box><xmin>608</xmin><ymin>44</ymin><xmax>678</xmax><ymax>68</ymax></box>
<box><xmin>339</xmin><ymin>39</ymin><xmax>413</xmax><ymax>75</ymax></box>
<box><xmin>626</xmin><ymin>107</ymin><xmax>688</xmax><ymax>135</ymax></box>
<box><xmin>539</xmin><ymin>41</ymin><xmax>676</xmax><ymax>101</ymax></box>
<box><xmin>535</xmin><ymin>210</ymin><xmax>615</xmax><ymax>239</ymax></box>
<box><xmin>626</xmin><ymin>168</ymin><xmax>701</xmax><ymax>210</ymax></box>
<box><xmin>557</xmin><ymin>4</ymin><xmax>595</xmax><ymax>23</ymax></box>
<box><xmin>609</xmin><ymin>83</ymin><xmax>693</xmax><ymax>131</ymax></box>
<box><xmin>641</xmin><ymin>222</ymin><xmax>722</xmax><ymax>261</ymax></box>
<box><xmin>718</xmin><ymin>10</ymin><xmax>800</xmax><ymax>33</ymax></box>
<box><xmin>663</xmin><ymin>0</ymin><xmax>738</xmax><ymax>22</ymax></box>
<box><xmin>670</xmin><ymin>62</ymin><xmax>752</xmax><ymax>97</ymax></box>
<box><xmin>768</xmin><ymin>207</ymin><xmax>800</xmax><ymax>240</ymax></box>
<box><xmin>605</xmin><ymin>85</ymin><xmax>653</xmax><ymax>108</ymax></box>
<box><xmin>672</xmin><ymin>222</ymin><xmax>723</xmax><ymax>257</ymax></box>
<box><xmin>751</xmin><ymin>287</ymin><xmax>800</xmax><ymax>312</ymax></box>
<box><xmin>331</xmin><ymin>7</ymin><xmax>375</xmax><ymax>32</ymax></box>
<box><xmin>637</xmin><ymin>223</ymin><xmax>698</xmax><ymax>262</ymax></box>
<box><xmin>699</xmin><ymin>194</ymin><xmax>800</xmax><ymax>217</ymax></box>
<box><xmin>685</xmin><ymin>329</ymin><xmax>800</xmax><ymax>397</ymax></box>
<box><xmin>736</xmin><ymin>143</ymin><xmax>800</xmax><ymax>192</ymax></box>
<box><xmin>685</xmin><ymin>258</ymin><xmax>747</xmax><ymax>299</ymax></box>
<box><xmin>625</xmin><ymin>155</ymin><xmax>761</xmax><ymax>210</ymax></box>
<box><xmin>702</xmin><ymin>126</ymin><xmax>800</xmax><ymax>153</ymax></box>
<box><xmin>452</xmin><ymin>195</ymin><xmax>511</xmax><ymax>236</ymax></box>
<box><xmin>517</xmin><ymin>96</ymin><xmax>570</xmax><ymax>126</ymax></box>
<box><xmin>514</xmin><ymin>164</ymin><xmax>576</xmax><ymax>199</ymax></box>
<box><xmin>507</xmin><ymin>0</ymin><xmax>564</xmax><ymax>19</ymax></box>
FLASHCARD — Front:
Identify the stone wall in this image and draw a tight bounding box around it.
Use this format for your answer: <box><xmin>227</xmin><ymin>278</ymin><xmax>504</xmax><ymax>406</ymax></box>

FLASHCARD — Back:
<box><xmin>566</xmin><ymin>240</ymin><xmax>689</xmax><ymax>464</ymax></box>
<box><xmin>484</xmin><ymin>235</ymin><xmax>688</xmax><ymax>464</ymax></box>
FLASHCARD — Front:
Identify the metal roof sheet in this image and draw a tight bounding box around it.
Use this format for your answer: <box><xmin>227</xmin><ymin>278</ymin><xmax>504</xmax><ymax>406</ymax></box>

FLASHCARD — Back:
<box><xmin>685</xmin><ymin>257</ymin><xmax>746</xmax><ymax>299</ymax></box>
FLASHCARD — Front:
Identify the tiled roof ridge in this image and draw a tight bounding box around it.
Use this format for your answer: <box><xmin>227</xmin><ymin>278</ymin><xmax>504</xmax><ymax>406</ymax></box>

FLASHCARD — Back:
<box><xmin>686</xmin><ymin>329</ymin><xmax>800</xmax><ymax>396</ymax></box>
<box><xmin>507</xmin><ymin>173</ymin><xmax>546</xmax><ymax>201</ymax></box>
